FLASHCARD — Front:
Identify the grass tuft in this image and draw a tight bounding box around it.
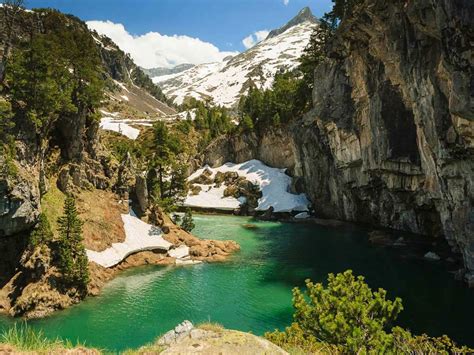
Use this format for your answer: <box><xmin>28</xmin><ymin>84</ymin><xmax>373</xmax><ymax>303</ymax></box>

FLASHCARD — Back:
<box><xmin>0</xmin><ymin>323</ymin><xmax>97</xmax><ymax>353</ymax></box>
<box><xmin>197</xmin><ymin>322</ymin><xmax>225</xmax><ymax>333</ymax></box>
<box><xmin>1</xmin><ymin>323</ymin><xmax>63</xmax><ymax>351</ymax></box>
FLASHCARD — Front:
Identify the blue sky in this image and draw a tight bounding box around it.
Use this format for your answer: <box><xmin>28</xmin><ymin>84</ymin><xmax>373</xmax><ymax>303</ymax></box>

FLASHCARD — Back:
<box><xmin>24</xmin><ymin>0</ymin><xmax>332</xmax><ymax>51</ymax></box>
<box><xmin>15</xmin><ymin>0</ymin><xmax>333</xmax><ymax>68</ymax></box>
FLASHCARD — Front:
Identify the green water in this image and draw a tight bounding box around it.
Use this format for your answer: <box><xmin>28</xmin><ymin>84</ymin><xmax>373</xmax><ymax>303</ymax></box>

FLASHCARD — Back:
<box><xmin>1</xmin><ymin>215</ymin><xmax>473</xmax><ymax>351</ymax></box>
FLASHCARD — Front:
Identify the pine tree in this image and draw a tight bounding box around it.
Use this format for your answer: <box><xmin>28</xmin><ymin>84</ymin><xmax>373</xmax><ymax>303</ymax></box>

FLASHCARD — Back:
<box><xmin>168</xmin><ymin>162</ymin><xmax>188</xmax><ymax>204</ymax></box>
<box><xmin>57</xmin><ymin>196</ymin><xmax>89</xmax><ymax>289</ymax></box>
<box><xmin>240</xmin><ymin>114</ymin><xmax>254</xmax><ymax>132</ymax></box>
<box><xmin>180</xmin><ymin>209</ymin><xmax>195</xmax><ymax>233</ymax></box>
<box><xmin>0</xmin><ymin>0</ymin><xmax>25</xmax><ymax>85</ymax></box>
<box><xmin>272</xmin><ymin>112</ymin><xmax>281</xmax><ymax>127</ymax></box>
<box><xmin>30</xmin><ymin>213</ymin><xmax>53</xmax><ymax>248</ymax></box>
<box><xmin>185</xmin><ymin>111</ymin><xmax>192</xmax><ymax>121</ymax></box>
<box><xmin>265</xmin><ymin>270</ymin><xmax>403</xmax><ymax>353</ymax></box>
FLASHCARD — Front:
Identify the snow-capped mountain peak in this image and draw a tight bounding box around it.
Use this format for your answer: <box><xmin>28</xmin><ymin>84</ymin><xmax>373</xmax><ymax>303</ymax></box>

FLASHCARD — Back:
<box><xmin>153</xmin><ymin>8</ymin><xmax>318</xmax><ymax>108</ymax></box>
<box><xmin>266</xmin><ymin>6</ymin><xmax>317</xmax><ymax>39</ymax></box>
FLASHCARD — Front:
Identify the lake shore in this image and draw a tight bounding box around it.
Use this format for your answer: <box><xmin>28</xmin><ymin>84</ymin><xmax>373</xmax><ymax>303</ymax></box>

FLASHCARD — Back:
<box><xmin>0</xmin><ymin>212</ymin><xmax>239</xmax><ymax>320</ymax></box>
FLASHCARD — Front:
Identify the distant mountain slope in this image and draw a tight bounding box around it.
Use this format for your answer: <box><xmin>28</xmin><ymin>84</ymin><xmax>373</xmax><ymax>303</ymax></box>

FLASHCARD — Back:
<box><xmin>153</xmin><ymin>7</ymin><xmax>318</xmax><ymax>108</ymax></box>
<box><xmin>142</xmin><ymin>64</ymin><xmax>195</xmax><ymax>79</ymax></box>
<box><xmin>90</xmin><ymin>33</ymin><xmax>177</xmax><ymax>116</ymax></box>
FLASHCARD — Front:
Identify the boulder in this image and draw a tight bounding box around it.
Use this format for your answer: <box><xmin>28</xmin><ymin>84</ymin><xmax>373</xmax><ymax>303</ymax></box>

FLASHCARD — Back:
<box><xmin>223</xmin><ymin>185</ymin><xmax>239</xmax><ymax>198</ymax></box>
<box><xmin>147</xmin><ymin>205</ymin><xmax>165</xmax><ymax>227</ymax></box>
<box><xmin>224</xmin><ymin>171</ymin><xmax>239</xmax><ymax>183</ymax></box>
<box><xmin>134</xmin><ymin>173</ymin><xmax>148</xmax><ymax>214</ymax></box>
<box><xmin>213</xmin><ymin>171</ymin><xmax>225</xmax><ymax>185</ymax></box>
<box><xmin>189</xmin><ymin>184</ymin><xmax>202</xmax><ymax>196</ymax></box>
<box><xmin>168</xmin><ymin>245</ymin><xmax>190</xmax><ymax>259</ymax></box>
<box><xmin>190</xmin><ymin>171</ymin><xmax>213</xmax><ymax>185</ymax></box>
<box><xmin>158</xmin><ymin>320</ymin><xmax>194</xmax><ymax>346</ymax></box>
<box><xmin>424</xmin><ymin>252</ymin><xmax>441</xmax><ymax>261</ymax></box>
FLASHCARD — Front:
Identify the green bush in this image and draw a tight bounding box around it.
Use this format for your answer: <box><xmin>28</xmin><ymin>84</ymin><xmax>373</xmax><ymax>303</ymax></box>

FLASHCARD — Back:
<box><xmin>265</xmin><ymin>270</ymin><xmax>472</xmax><ymax>354</ymax></box>
<box><xmin>29</xmin><ymin>213</ymin><xmax>53</xmax><ymax>248</ymax></box>
<box><xmin>180</xmin><ymin>208</ymin><xmax>195</xmax><ymax>233</ymax></box>
<box><xmin>391</xmin><ymin>326</ymin><xmax>473</xmax><ymax>354</ymax></box>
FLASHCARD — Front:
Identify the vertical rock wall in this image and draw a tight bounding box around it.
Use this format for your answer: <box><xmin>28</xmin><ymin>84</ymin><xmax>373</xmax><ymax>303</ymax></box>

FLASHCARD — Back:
<box><xmin>293</xmin><ymin>0</ymin><xmax>473</xmax><ymax>276</ymax></box>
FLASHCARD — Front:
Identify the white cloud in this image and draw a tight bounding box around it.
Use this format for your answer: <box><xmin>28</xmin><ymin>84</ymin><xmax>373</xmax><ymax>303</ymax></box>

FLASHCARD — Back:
<box><xmin>283</xmin><ymin>0</ymin><xmax>289</xmax><ymax>5</ymax></box>
<box><xmin>242</xmin><ymin>30</ymin><xmax>270</xmax><ymax>49</ymax></box>
<box><xmin>87</xmin><ymin>20</ymin><xmax>238</xmax><ymax>69</ymax></box>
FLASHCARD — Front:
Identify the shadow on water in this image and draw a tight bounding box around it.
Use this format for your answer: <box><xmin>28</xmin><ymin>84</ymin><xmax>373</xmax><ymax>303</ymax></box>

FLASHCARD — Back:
<box><xmin>252</xmin><ymin>220</ymin><xmax>474</xmax><ymax>345</ymax></box>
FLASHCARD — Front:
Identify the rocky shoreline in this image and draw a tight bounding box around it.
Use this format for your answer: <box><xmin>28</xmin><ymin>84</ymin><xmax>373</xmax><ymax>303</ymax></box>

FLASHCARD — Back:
<box><xmin>0</xmin><ymin>211</ymin><xmax>239</xmax><ymax>320</ymax></box>
<box><xmin>188</xmin><ymin>206</ymin><xmax>466</xmax><ymax>285</ymax></box>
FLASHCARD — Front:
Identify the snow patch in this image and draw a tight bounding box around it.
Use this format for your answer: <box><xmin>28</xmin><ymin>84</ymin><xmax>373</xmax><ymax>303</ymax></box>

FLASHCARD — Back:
<box><xmin>114</xmin><ymin>80</ymin><xmax>130</xmax><ymax>93</ymax></box>
<box><xmin>169</xmin><ymin>245</ymin><xmax>190</xmax><ymax>259</ymax></box>
<box><xmin>294</xmin><ymin>212</ymin><xmax>310</xmax><ymax>219</ymax></box>
<box><xmin>87</xmin><ymin>214</ymin><xmax>172</xmax><ymax>268</ymax></box>
<box><xmin>100</xmin><ymin>117</ymin><xmax>140</xmax><ymax>140</ymax></box>
<box><xmin>184</xmin><ymin>160</ymin><xmax>310</xmax><ymax>213</ymax></box>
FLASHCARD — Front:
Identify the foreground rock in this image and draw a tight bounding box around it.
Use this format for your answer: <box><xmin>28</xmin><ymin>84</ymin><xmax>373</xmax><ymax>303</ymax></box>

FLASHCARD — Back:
<box><xmin>0</xmin><ymin>245</ymin><xmax>84</xmax><ymax>319</ymax></box>
<box><xmin>147</xmin><ymin>320</ymin><xmax>288</xmax><ymax>355</ymax></box>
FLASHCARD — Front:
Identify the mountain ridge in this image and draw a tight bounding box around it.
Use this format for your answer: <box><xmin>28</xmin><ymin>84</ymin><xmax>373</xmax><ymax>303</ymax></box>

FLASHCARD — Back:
<box><xmin>266</xmin><ymin>6</ymin><xmax>318</xmax><ymax>39</ymax></box>
<box><xmin>153</xmin><ymin>7</ymin><xmax>317</xmax><ymax>107</ymax></box>
<box><xmin>142</xmin><ymin>64</ymin><xmax>195</xmax><ymax>79</ymax></box>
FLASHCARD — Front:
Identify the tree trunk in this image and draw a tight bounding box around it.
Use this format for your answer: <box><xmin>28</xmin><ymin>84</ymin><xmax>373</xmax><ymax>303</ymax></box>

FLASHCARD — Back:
<box><xmin>159</xmin><ymin>164</ymin><xmax>164</xmax><ymax>200</ymax></box>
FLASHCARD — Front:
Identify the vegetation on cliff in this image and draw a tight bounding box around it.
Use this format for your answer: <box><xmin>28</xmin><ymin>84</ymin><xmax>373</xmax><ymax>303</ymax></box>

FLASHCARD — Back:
<box><xmin>238</xmin><ymin>72</ymin><xmax>307</xmax><ymax>133</ymax></box>
<box><xmin>29</xmin><ymin>214</ymin><xmax>53</xmax><ymax>249</ymax></box>
<box><xmin>181</xmin><ymin>98</ymin><xmax>235</xmax><ymax>150</ymax></box>
<box><xmin>4</xmin><ymin>8</ymin><xmax>104</xmax><ymax>160</ymax></box>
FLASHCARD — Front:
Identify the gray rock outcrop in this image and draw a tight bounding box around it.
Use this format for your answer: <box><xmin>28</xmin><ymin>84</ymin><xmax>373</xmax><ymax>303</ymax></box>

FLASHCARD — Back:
<box><xmin>294</xmin><ymin>0</ymin><xmax>473</xmax><ymax>278</ymax></box>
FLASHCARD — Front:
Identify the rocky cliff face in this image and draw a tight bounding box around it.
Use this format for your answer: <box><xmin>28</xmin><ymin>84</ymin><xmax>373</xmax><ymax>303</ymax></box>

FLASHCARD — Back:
<box><xmin>297</xmin><ymin>0</ymin><xmax>473</xmax><ymax>278</ymax></box>
<box><xmin>202</xmin><ymin>129</ymin><xmax>297</xmax><ymax>173</ymax></box>
<box><xmin>203</xmin><ymin>0</ymin><xmax>474</xmax><ymax>279</ymax></box>
<box><xmin>0</xmin><ymin>8</ymin><xmax>173</xmax><ymax>239</ymax></box>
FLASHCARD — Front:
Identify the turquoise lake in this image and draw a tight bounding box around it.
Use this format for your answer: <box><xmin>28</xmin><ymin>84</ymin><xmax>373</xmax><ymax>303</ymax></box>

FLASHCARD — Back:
<box><xmin>1</xmin><ymin>214</ymin><xmax>473</xmax><ymax>351</ymax></box>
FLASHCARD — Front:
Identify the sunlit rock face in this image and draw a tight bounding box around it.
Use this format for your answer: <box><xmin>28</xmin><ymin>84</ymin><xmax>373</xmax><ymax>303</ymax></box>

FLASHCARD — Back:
<box><xmin>292</xmin><ymin>0</ymin><xmax>473</xmax><ymax>275</ymax></box>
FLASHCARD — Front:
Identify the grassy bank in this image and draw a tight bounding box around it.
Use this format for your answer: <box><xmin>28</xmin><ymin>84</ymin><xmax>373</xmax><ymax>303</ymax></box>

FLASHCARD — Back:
<box><xmin>0</xmin><ymin>323</ymin><xmax>99</xmax><ymax>354</ymax></box>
